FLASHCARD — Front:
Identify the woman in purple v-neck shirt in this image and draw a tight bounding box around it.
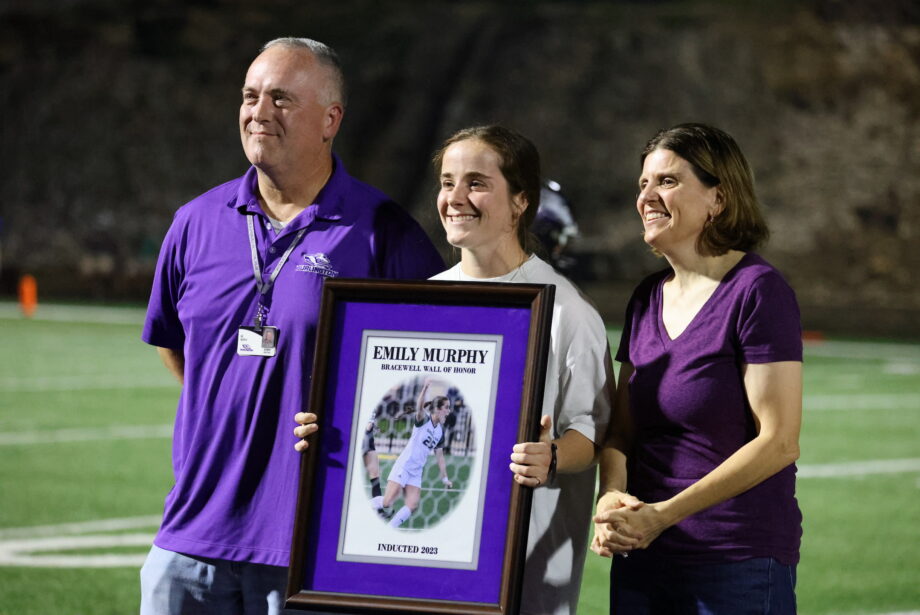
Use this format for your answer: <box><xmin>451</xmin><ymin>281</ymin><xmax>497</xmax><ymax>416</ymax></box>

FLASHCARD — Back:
<box><xmin>592</xmin><ymin>124</ymin><xmax>803</xmax><ymax>614</ymax></box>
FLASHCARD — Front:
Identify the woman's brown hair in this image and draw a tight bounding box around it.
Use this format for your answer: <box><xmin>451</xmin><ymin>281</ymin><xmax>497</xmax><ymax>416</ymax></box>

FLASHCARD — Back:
<box><xmin>642</xmin><ymin>123</ymin><xmax>769</xmax><ymax>255</ymax></box>
<box><xmin>434</xmin><ymin>125</ymin><xmax>542</xmax><ymax>255</ymax></box>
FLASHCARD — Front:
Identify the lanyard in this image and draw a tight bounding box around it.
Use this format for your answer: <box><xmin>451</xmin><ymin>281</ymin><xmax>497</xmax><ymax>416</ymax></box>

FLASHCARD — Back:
<box><xmin>247</xmin><ymin>214</ymin><xmax>307</xmax><ymax>323</ymax></box>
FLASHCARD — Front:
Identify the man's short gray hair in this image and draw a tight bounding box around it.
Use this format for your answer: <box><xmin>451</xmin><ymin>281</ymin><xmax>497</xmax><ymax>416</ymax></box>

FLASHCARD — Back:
<box><xmin>261</xmin><ymin>37</ymin><xmax>347</xmax><ymax>108</ymax></box>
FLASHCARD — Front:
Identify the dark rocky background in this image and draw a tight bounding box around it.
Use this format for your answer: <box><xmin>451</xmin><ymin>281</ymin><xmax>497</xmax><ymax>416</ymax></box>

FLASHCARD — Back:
<box><xmin>1</xmin><ymin>0</ymin><xmax>918</xmax><ymax>337</ymax></box>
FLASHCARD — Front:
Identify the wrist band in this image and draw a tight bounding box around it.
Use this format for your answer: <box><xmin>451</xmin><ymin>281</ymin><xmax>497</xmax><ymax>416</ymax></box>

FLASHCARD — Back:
<box><xmin>548</xmin><ymin>442</ymin><xmax>558</xmax><ymax>484</ymax></box>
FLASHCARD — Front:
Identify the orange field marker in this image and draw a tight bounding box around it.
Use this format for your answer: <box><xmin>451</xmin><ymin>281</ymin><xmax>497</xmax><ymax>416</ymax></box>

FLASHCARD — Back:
<box><xmin>18</xmin><ymin>274</ymin><xmax>37</xmax><ymax>318</ymax></box>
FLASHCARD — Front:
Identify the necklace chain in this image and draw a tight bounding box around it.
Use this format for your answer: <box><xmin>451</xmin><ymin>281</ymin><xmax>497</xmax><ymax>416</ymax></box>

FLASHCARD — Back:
<box><xmin>456</xmin><ymin>254</ymin><xmax>529</xmax><ymax>282</ymax></box>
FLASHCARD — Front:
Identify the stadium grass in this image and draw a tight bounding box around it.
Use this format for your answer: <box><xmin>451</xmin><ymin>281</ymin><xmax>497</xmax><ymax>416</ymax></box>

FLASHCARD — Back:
<box><xmin>1</xmin><ymin>309</ymin><xmax>919</xmax><ymax>614</ymax></box>
<box><xmin>0</xmin><ymin>567</ymin><xmax>142</xmax><ymax>615</ymax></box>
<box><xmin>370</xmin><ymin>455</ymin><xmax>472</xmax><ymax>529</ymax></box>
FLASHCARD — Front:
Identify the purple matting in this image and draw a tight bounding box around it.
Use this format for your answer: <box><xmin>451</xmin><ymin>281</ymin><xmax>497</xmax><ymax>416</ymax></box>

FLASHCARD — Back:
<box><xmin>301</xmin><ymin>301</ymin><xmax>531</xmax><ymax>604</ymax></box>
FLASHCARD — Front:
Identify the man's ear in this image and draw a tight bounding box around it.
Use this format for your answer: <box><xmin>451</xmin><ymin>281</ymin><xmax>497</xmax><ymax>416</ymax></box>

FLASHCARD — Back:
<box><xmin>323</xmin><ymin>102</ymin><xmax>345</xmax><ymax>141</ymax></box>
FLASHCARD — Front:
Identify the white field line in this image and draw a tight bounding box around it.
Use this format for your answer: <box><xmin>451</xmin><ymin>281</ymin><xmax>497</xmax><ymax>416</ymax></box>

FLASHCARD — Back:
<box><xmin>0</xmin><ymin>516</ymin><xmax>160</xmax><ymax>568</ymax></box>
<box><xmin>3</xmin><ymin>304</ymin><xmax>918</xmax><ymax>356</ymax></box>
<box><xmin>0</xmin><ymin>374</ymin><xmax>177</xmax><ymax>392</ymax></box>
<box><xmin>0</xmin><ymin>516</ymin><xmax>162</xmax><ymax>539</ymax></box>
<box><xmin>0</xmin><ymin>301</ymin><xmax>146</xmax><ymax>325</ymax></box>
<box><xmin>0</xmin><ymin>533</ymin><xmax>154</xmax><ymax>567</ymax></box>
<box><xmin>5</xmin><ymin>382</ymin><xmax>912</xmax><ymax>407</ymax></box>
<box><xmin>2</xmin><ymin>455</ymin><xmax>919</xmax><ymax>569</ymax></box>
<box><xmin>804</xmin><ymin>393</ymin><xmax>920</xmax><ymax>411</ymax></box>
<box><xmin>0</xmin><ymin>424</ymin><xmax>173</xmax><ymax>446</ymax></box>
<box><xmin>804</xmin><ymin>339</ymin><xmax>920</xmax><ymax>361</ymax></box>
<box><xmin>798</xmin><ymin>458</ymin><xmax>920</xmax><ymax>479</ymax></box>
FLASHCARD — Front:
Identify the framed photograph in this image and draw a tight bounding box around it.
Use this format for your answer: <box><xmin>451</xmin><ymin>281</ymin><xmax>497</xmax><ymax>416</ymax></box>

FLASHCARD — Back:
<box><xmin>286</xmin><ymin>278</ymin><xmax>555</xmax><ymax>614</ymax></box>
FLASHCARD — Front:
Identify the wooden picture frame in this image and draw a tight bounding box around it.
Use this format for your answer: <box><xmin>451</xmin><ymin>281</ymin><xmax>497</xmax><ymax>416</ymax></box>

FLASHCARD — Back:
<box><xmin>286</xmin><ymin>278</ymin><xmax>555</xmax><ymax>614</ymax></box>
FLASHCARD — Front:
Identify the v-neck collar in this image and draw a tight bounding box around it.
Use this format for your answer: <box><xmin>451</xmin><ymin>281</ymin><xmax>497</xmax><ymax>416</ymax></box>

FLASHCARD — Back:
<box><xmin>656</xmin><ymin>252</ymin><xmax>751</xmax><ymax>344</ymax></box>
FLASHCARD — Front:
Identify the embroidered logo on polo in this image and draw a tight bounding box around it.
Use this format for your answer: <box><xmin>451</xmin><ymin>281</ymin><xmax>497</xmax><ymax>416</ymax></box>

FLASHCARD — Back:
<box><xmin>296</xmin><ymin>252</ymin><xmax>339</xmax><ymax>277</ymax></box>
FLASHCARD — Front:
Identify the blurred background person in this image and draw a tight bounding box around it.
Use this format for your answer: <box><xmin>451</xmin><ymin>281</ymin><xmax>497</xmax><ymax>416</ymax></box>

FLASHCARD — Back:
<box><xmin>361</xmin><ymin>405</ymin><xmax>383</xmax><ymax>498</ymax></box>
<box><xmin>533</xmin><ymin>180</ymin><xmax>580</xmax><ymax>274</ymax></box>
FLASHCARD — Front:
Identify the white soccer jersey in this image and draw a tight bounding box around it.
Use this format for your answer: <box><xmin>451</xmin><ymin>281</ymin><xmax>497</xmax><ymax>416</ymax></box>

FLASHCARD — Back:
<box><xmin>389</xmin><ymin>417</ymin><xmax>444</xmax><ymax>485</ymax></box>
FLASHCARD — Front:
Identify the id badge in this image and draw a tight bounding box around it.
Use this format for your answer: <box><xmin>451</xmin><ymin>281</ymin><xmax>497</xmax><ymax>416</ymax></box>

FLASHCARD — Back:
<box><xmin>237</xmin><ymin>326</ymin><xmax>279</xmax><ymax>357</ymax></box>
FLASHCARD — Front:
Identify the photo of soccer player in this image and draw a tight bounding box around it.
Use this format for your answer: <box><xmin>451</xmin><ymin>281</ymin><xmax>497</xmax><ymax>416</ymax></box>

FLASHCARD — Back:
<box><xmin>368</xmin><ymin>377</ymin><xmax>474</xmax><ymax>529</ymax></box>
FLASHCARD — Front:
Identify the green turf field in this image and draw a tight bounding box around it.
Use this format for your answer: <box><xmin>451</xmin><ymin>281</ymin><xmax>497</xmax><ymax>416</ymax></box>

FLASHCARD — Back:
<box><xmin>1</xmin><ymin>302</ymin><xmax>918</xmax><ymax>614</ymax></box>
<box><xmin>370</xmin><ymin>454</ymin><xmax>472</xmax><ymax>530</ymax></box>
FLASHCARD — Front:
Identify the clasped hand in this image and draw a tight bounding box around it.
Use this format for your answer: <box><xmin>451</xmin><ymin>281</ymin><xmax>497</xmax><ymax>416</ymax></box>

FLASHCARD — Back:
<box><xmin>591</xmin><ymin>491</ymin><xmax>671</xmax><ymax>558</ymax></box>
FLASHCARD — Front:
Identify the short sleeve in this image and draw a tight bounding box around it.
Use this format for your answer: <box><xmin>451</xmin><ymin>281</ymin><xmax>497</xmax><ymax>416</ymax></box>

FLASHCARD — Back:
<box><xmin>615</xmin><ymin>299</ymin><xmax>635</xmax><ymax>365</ymax></box>
<box><xmin>737</xmin><ymin>270</ymin><xmax>803</xmax><ymax>364</ymax></box>
<box><xmin>141</xmin><ymin>210</ymin><xmax>187</xmax><ymax>349</ymax></box>
<box><xmin>557</xmin><ymin>340</ymin><xmax>613</xmax><ymax>445</ymax></box>
<box><xmin>552</xmin><ymin>292</ymin><xmax>613</xmax><ymax>445</ymax></box>
<box><xmin>615</xmin><ymin>274</ymin><xmax>658</xmax><ymax>365</ymax></box>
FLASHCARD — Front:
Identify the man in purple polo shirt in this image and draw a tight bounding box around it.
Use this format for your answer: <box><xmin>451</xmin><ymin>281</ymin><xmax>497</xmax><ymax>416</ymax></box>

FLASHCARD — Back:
<box><xmin>140</xmin><ymin>37</ymin><xmax>443</xmax><ymax>614</ymax></box>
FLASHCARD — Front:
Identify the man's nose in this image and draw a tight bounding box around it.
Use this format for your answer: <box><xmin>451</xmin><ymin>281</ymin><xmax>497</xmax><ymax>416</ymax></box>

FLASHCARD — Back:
<box><xmin>251</xmin><ymin>94</ymin><xmax>271</xmax><ymax>121</ymax></box>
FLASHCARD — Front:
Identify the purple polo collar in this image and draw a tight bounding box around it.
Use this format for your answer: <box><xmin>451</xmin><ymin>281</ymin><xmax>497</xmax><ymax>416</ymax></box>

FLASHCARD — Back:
<box><xmin>228</xmin><ymin>153</ymin><xmax>348</xmax><ymax>228</ymax></box>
